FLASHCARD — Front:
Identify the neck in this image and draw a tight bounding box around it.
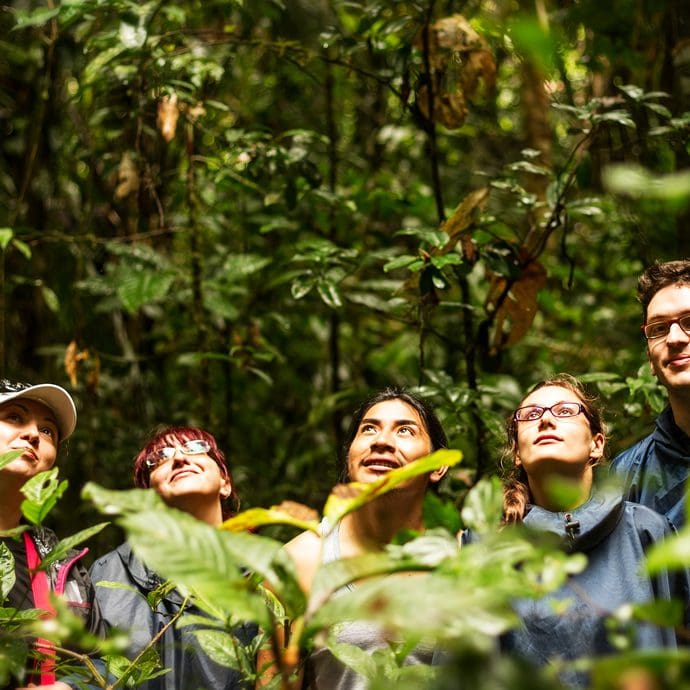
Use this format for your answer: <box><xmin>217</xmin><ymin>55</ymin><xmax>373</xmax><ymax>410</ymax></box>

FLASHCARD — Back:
<box><xmin>668</xmin><ymin>394</ymin><xmax>690</xmax><ymax>437</ymax></box>
<box><xmin>0</xmin><ymin>483</ymin><xmax>24</xmax><ymax>532</ymax></box>
<box><xmin>527</xmin><ymin>465</ymin><xmax>593</xmax><ymax>513</ymax></box>
<box><xmin>341</xmin><ymin>489</ymin><xmax>426</xmax><ymax>556</ymax></box>
<box><xmin>165</xmin><ymin>496</ymin><xmax>224</xmax><ymax>526</ymax></box>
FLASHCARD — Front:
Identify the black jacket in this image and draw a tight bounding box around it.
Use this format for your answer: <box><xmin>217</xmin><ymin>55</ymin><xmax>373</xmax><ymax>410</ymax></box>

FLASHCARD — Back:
<box><xmin>610</xmin><ymin>405</ymin><xmax>690</xmax><ymax>530</ymax></box>
<box><xmin>90</xmin><ymin>542</ymin><xmax>256</xmax><ymax>690</ymax></box>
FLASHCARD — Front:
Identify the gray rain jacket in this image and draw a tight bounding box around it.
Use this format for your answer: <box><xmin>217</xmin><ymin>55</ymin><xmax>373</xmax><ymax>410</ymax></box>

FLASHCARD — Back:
<box><xmin>90</xmin><ymin>542</ymin><xmax>256</xmax><ymax>690</ymax></box>
<box><xmin>501</xmin><ymin>489</ymin><xmax>688</xmax><ymax>687</ymax></box>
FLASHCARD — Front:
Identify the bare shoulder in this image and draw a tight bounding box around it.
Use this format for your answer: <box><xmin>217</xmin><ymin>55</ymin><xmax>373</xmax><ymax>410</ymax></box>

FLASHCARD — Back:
<box><xmin>285</xmin><ymin>529</ymin><xmax>323</xmax><ymax>594</ymax></box>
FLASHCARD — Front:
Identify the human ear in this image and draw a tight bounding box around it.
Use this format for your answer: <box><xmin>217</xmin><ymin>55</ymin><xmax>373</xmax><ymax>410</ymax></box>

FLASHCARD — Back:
<box><xmin>589</xmin><ymin>432</ymin><xmax>605</xmax><ymax>461</ymax></box>
<box><xmin>430</xmin><ymin>465</ymin><xmax>449</xmax><ymax>483</ymax></box>
<box><xmin>219</xmin><ymin>478</ymin><xmax>232</xmax><ymax>499</ymax></box>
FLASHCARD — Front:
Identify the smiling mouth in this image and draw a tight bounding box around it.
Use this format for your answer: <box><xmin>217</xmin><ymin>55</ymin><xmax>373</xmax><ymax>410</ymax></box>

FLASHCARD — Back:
<box><xmin>171</xmin><ymin>470</ymin><xmax>197</xmax><ymax>482</ymax></box>
<box><xmin>668</xmin><ymin>354</ymin><xmax>690</xmax><ymax>367</ymax></box>
<box><xmin>363</xmin><ymin>458</ymin><xmax>400</xmax><ymax>471</ymax></box>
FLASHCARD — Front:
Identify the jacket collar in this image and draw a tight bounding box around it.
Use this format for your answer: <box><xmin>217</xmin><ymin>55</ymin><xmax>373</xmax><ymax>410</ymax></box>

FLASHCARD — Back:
<box><xmin>523</xmin><ymin>486</ymin><xmax>625</xmax><ymax>553</ymax></box>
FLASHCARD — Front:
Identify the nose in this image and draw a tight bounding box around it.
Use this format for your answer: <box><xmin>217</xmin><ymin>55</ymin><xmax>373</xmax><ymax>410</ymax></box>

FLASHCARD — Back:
<box><xmin>538</xmin><ymin>410</ymin><xmax>557</xmax><ymax>428</ymax></box>
<box><xmin>20</xmin><ymin>419</ymin><xmax>40</xmax><ymax>446</ymax></box>
<box><xmin>370</xmin><ymin>427</ymin><xmax>395</xmax><ymax>450</ymax></box>
<box><xmin>171</xmin><ymin>450</ymin><xmax>190</xmax><ymax>465</ymax></box>
<box><xmin>667</xmin><ymin>320</ymin><xmax>690</xmax><ymax>345</ymax></box>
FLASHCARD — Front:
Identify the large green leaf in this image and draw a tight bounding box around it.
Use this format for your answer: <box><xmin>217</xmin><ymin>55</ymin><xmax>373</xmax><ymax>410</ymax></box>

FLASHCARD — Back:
<box><xmin>82</xmin><ymin>483</ymin><xmax>166</xmax><ymax>516</ymax></box>
<box><xmin>118</xmin><ymin>507</ymin><xmax>305</xmax><ymax>626</ymax></box>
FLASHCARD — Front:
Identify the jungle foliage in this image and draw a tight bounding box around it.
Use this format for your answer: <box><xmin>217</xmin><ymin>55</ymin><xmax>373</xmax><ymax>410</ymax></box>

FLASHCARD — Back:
<box><xmin>2</xmin><ymin>0</ymin><xmax>690</xmax><ymax>687</ymax></box>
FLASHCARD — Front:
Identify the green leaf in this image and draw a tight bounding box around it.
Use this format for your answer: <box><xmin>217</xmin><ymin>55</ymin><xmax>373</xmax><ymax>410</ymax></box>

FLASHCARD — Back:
<box><xmin>0</xmin><ymin>450</ymin><xmax>23</xmax><ymax>471</ymax></box>
<box><xmin>0</xmin><ymin>634</ymin><xmax>28</xmax><ymax>687</ymax></box>
<box><xmin>383</xmin><ymin>255</ymin><xmax>420</xmax><ymax>272</ymax></box>
<box><xmin>423</xmin><ymin>492</ymin><xmax>462</xmax><ymax>534</ymax></box>
<box><xmin>40</xmin><ymin>285</ymin><xmax>59</xmax><ymax>313</ymax></box>
<box><xmin>11</xmin><ymin>6</ymin><xmax>60</xmax><ymax>29</ymax></box>
<box><xmin>118</xmin><ymin>505</ymin><xmax>305</xmax><ymax>624</ymax></box>
<box><xmin>291</xmin><ymin>274</ymin><xmax>315</xmax><ymax>299</ymax></box>
<box><xmin>0</xmin><ymin>544</ymin><xmax>16</xmax><ymax>604</ymax></box>
<box><xmin>39</xmin><ymin>522</ymin><xmax>109</xmax><ymax>569</ymax></box>
<box><xmin>594</xmin><ymin>111</ymin><xmax>636</xmax><ymax>129</ymax></box>
<box><xmin>221</xmin><ymin>507</ymin><xmax>319</xmax><ymax>534</ymax></box>
<box><xmin>20</xmin><ymin>469</ymin><xmax>68</xmax><ymax>526</ymax></box>
<box><xmin>10</xmin><ymin>239</ymin><xmax>31</xmax><ymax>260</ymax></box>
<box><xmin>645</xmin><ymin>529</ymin><xmax>690</xmax><ymax>575</ymax></box>
<box><xmin>117</xmin><ymin>271</ymin><xmax>176</xmax><ymax>314</ymax></box>
<box><xmin>460</xmin><ymin>476</ymin><xmax>504</xmax><ymax>534</ymax></box>
<box><xmin>222</xmin><ymin>254</ymin><xmax>272</xmax><ymax>280</ymax></box>
<box><xmin>0</xmin><ymin>229</ymin><xmax>13</xmax><ymax>251</ymax></box>
<box><xmin>82</xmin><ymin>483</ymin><xmax>166</xmax><ymax>516</ymax></box>
<box><xmin>316</xmin><ymin>280</ymin><xmax>343</xmax><ymax>308</ymax></box>
<box><xmin>187</xmin><ymin>628</ymin><xmax>243</xmax><ymax>670</ymax></box>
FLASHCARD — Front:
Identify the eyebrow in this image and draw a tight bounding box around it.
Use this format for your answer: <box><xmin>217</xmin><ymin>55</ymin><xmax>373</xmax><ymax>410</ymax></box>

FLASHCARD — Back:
<box><xmin>6</xmin><ymin>401</ymin><xmax>58</xmax><ymax>426</ymax></box>
<box><xmin>360</xmin><ymin>417</ymin><xmax>422</xmax><ymax>427</ymax></box>
<box><xmin>646</xmin><ymin>309</ymin><xmax>690</xmax><ymax>321</ymax></box>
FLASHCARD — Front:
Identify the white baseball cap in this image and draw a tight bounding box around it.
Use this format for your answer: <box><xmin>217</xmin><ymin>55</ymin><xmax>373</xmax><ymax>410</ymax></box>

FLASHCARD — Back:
<box><xmin>0</xmin><ymin>379</ymin><xmax>77</xmax><ymax>441</ymax></box>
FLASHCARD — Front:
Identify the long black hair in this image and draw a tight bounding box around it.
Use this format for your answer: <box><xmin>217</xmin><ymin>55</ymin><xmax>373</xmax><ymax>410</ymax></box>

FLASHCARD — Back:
<box><xmin>338</xmin><ymin>387</ymin><xmax>448</xmax><ymax>483</ymax></box>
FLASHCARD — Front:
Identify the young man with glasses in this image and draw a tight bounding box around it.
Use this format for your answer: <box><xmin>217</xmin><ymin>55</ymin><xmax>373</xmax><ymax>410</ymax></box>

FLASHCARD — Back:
<box><xmin>610</xmin><ymin>259</ymin><xmax>690</xmax><ymax>529</ymax></box>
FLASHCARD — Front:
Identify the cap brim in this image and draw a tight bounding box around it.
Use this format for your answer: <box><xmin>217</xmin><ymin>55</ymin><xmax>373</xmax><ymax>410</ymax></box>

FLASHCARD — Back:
<box><xmin>0</xmin><ymin>384</ymin><xmax>77</xmax><ymax>441</ymax></box>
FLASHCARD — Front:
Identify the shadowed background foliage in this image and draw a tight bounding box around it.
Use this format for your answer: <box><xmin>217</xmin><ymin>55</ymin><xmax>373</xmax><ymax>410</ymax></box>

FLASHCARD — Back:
<box><xmin>1</xmin><ymin>0</ymin><xmax>690</xmax><ymax>553</ymax></box>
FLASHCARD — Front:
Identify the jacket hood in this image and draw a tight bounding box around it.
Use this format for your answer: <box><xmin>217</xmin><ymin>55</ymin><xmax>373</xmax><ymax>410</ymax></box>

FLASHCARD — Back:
<box><xmin>523</xmin><ymin>487</ymin><xmax>625</xmax><ymax>553</ymax></box>
<box><xmin>655</xmin><ymin>405</ymin><xmax>690</xmax><ymax>458</ymax></box>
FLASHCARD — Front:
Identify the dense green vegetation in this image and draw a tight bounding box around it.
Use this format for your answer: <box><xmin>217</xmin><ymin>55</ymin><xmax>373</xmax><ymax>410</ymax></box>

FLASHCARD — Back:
<box><xmin>2</xmin><ymin>1</ymin><xmax>690</xmax><ymax>685</ymax></box>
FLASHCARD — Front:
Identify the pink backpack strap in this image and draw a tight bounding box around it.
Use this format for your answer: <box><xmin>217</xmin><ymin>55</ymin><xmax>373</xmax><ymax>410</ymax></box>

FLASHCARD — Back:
<box><xmin>23</xmin><ymin>531</ymin><xmax>57</xmax><ymax>684</ymax></box>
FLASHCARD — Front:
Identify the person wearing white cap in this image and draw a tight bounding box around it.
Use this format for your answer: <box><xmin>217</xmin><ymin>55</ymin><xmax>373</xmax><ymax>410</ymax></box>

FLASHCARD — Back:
<box><xmin>0</xmin><ymin>379</ymin><xmax>102</xmax><ymax>689</ymax></box>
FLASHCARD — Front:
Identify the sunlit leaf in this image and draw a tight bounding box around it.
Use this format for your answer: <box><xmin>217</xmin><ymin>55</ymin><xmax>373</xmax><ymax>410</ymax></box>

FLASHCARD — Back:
<box><xmin>82</xmin><ymin>484</ymin><xmax>166</xmax><ymax>516</ymax></box>
<box><xmin>39</xmin><ymin>522</ymin><xmax>110</xmax><ymax>569</ymax></box>
<box><xmin>221</xmin><ymin>505</ymin><xmax>319</xmax><ymax>534</ymax></box>
<box><xmin>0</xmin><ymin>544</ymin><xmax>15</xmax><ymax>603</ymax></box>
<box><xmin>0</xmin><ymin>450</ymin><xmax>23</xmax><ymax>471</ymax></box>
<box><xmin>20</xmin><ymin>469</ymin><xmax>68</xmax><ymax>526</ymax></box>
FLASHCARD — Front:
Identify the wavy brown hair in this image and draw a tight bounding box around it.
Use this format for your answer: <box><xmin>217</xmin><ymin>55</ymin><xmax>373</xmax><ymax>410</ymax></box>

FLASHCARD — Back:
<box><xmin>501</xmin><ymin>374</ymin><xmax>607</xmax><ymax>525</ymax></box>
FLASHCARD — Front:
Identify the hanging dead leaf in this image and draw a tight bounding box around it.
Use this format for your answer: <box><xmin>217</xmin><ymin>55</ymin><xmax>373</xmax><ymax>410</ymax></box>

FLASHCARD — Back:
<box><xmin>64</xmin><ymin>340</ymin><xmax>91</xmax><ymax>386</ymax></box>
<box><xmin>486</xmin><ymin>260</ymin><xmax>547</xmax><ymax>354</ymax></box>
<box><xmin>440</xmin><ymin>187</ymin><xmax>490</xmax><ymax>262</ymax></box>
<box><xmin>417</xmin><ymin>83</ymin><xmax>468</xmax><ymax>129</ymax></box>
<box><xmin>415</xmin><ymin>14</ymin><xmax>496</xmax><ymax>129</ymax></box>
<box><xmin>114</xmin><ymin>152</ymin><xmax>139</xmax><ymax>199</ymax></box>
<box><xmin>157</xmin><ymin>92</ymin><xmax>179</xmax><ymax>142</ymax></box>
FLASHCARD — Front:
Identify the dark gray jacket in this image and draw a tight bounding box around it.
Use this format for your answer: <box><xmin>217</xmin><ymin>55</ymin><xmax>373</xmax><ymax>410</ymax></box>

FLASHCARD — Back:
<box><xmin>501</xmin><ymin>490</ymin><xmax>688</xmax><ymax>687</ymax></box>
<box><xmin>90</xmin><ymin>542</ymin><xmax>255</xmax><ymax>690</ymax></box>
<box><xmin>610</xmin><ymin>405</ymin><xmax>690</xmax><ymax>530</ymax></box>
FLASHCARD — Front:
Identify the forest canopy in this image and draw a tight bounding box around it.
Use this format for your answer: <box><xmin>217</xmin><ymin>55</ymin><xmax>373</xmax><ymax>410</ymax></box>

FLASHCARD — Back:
<box><xmin>1</xmin><ymin>0</ymin><xmax>690</xmax><ymax>540</ymax></box>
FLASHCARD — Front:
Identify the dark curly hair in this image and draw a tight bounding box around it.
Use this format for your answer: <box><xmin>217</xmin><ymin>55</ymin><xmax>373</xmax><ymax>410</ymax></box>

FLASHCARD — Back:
<box><xmin>638</xmin><ymin>259</ymin><xmax>690</xmax><ymax>322</ymax></box>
